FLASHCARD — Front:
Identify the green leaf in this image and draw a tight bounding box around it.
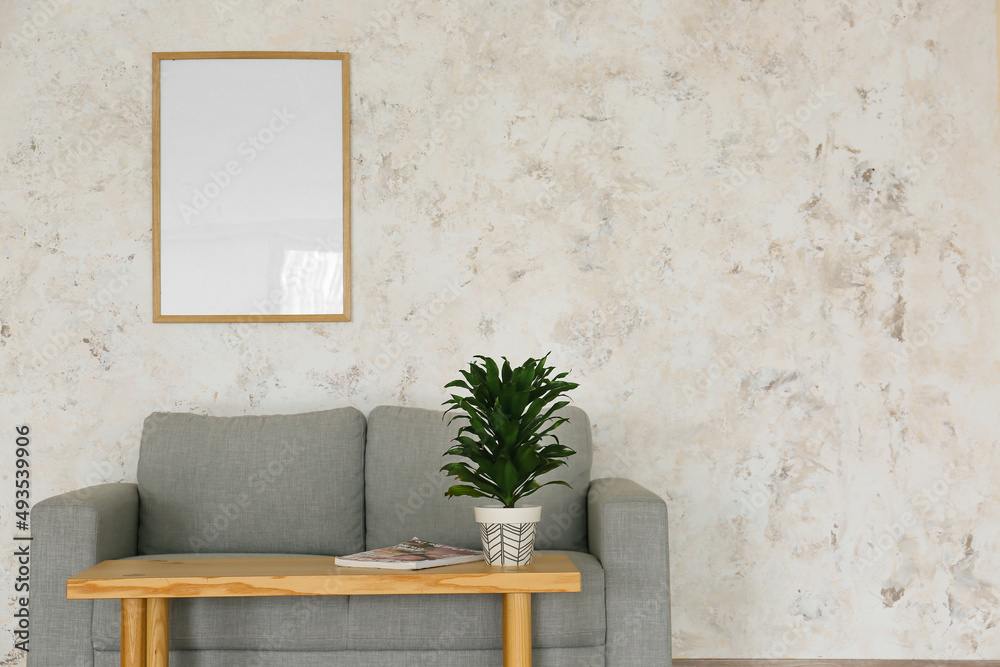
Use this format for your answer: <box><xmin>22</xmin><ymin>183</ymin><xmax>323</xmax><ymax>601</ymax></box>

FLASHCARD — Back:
<box><xmin>514</xmin><ymin>446</ymin><xmax>541</xmax><ymax>475</ymax></box>
<box><xmin>493</xmin><ymin>412</ymin><xmax>519</xmax><ymax>449</ymax></box>
<box><xmin>441</xmin><ymin>354</ymin><xmax>578</xmax><ymax>507</ymax></box>
<box><xmin>511</xmin><ymin>479</ymin><xmax>540</xmax><ymax>504</ymax></box>
<box><xmin>497</xmin><ymin>457</ymin><xmax>520</xmax><ymax>496</ymax></box>
<box><xmin>498</xmin><ymin>381</ymin><xmax>517</xmax><ymax>415</ymax></box>
<box><xmin>531</xmin><ymin>461</ymin><xmax>567</xmax><ymax>477</ymax></box>
<box><xmin>440</xmin><ymin>462</ymin><xmax>477</xmax><ymax>479</ymax></box>
<box><xmin>539</xmin><ymin>444</ymin><xmax>576</xmax><ymax>459</ymax></box>
<box><xmin>516</xmin><ymin>359</ymin><xmax>537</xmax><ymax>392</ymax></box>
<box><xmin>440</xmin><ymin>462</ymin><xmax>502</xmax><ymax>496</ymax></box>
<box><xmin>481</xmin><ymin>356</ymin><xmax>501</xmax><ymax>398</ymax></box>
<box><xmin>445</xmin><ymin>485</ymin><xmax>490</xmax><ymax>499</ymax></box>
<box><xmin>518</xmin><ymin>479</ymin><xmax>571</xmax><ymax>500</ymax></box>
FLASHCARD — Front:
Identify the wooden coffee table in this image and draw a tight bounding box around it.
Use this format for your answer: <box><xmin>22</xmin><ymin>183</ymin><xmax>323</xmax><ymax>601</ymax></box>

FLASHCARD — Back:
<box><xmin>67</xmin><ymin>553</ymin><xmax>580</xmax><ymax>667</ymax></box>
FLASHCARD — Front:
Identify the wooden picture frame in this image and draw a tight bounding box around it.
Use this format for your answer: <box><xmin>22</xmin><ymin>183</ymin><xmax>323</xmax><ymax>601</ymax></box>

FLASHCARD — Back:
<box><xmin>152</xmin><ymin>51</ymin><xmax>351</xmax><ymax>322</ymax></box>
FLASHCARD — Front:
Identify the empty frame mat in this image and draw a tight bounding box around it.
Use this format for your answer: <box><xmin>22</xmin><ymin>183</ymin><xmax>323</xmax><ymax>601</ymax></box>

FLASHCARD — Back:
<box><xmin>153</xmin><ymin>52</ymin><xmax>351</xmax><ymax>322</ymax></box>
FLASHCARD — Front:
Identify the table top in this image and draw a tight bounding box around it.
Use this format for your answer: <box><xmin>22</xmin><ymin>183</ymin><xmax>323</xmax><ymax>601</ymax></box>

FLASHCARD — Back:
<box><xmin>67</xmin><ymin>553</ymin><xmax>581</xmax><ymax>600</ymax></box>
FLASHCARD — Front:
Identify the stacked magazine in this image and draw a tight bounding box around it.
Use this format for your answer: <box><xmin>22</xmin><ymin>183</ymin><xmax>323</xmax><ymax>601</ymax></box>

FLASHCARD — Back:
<box><xmin>335</xmin><ymin>537</ymin><xmax>483</xmax><ymax>570</ymax></box>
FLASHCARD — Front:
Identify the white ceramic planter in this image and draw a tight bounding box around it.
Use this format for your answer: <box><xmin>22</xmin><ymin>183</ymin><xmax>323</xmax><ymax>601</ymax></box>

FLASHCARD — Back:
<box><xmin>474</xmin><ymin>505</ymin><xmax>542</xmax><ymax>566</ymax></box>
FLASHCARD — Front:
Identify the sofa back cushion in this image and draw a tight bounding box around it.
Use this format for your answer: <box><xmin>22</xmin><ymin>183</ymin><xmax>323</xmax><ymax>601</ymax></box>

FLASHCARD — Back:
<box><xmin>365</xmin><ymin>405</ymin><xmax>592</xmax><ymax>552</ymax></box>
<box><xmin>137</xmin><ymin>408</ymin><xmax>366</xmax><ymax>555</ymax></box>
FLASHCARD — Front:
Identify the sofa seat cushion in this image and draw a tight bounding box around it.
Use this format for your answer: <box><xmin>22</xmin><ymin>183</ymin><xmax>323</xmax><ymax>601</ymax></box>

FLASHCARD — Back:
<box><xmin>347</xmin><ymin>551</ymin><xmax>604</xmax><ymax>650</ymax></box>
<box><xmin>137</xmin><ymin>407</ymin><xmax>366</xmax><ymax>555</ymax></box>
<box><xmin>92</xmin><ymin>554</ymin><xmax>348</xmax><ymax>652</ymax></box>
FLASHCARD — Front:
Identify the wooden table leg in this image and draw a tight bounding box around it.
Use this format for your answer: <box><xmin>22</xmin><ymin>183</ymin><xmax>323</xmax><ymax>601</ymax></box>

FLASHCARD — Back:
<box><xmin>121</xmin><ymin>598</ymin><xmax>146</xmax><ymax>667</ymax></box>
<box><xmin>502</xmin><ymin>592</ymin><xmax>532</xmax><ymax>667</ymax></box>
<box><xmin>146</xmin><ymin>598</ymin><xmax>169</xmax><ymax>667</ymax></box>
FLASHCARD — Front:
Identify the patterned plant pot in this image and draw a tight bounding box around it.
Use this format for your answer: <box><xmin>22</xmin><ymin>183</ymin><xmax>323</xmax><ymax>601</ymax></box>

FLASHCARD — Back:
<box><xmin>474</xmin><ymin>505</ymin><xmax>542</xmax><ymax>566</ymax></box>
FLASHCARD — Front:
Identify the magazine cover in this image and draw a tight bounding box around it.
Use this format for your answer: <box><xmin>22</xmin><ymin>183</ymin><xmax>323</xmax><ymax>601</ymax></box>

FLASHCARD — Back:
<box><xmin>335</xmin><ymin>538</ymin><xmax>484</xmax><ymax>570</ymax></box>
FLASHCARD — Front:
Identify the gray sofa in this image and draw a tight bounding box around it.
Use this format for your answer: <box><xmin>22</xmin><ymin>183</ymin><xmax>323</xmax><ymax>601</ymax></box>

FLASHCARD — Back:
<box><xmin>30</xmin><ymin>405</ymin><xmax>670</xmax><ymax>666</ymax></box>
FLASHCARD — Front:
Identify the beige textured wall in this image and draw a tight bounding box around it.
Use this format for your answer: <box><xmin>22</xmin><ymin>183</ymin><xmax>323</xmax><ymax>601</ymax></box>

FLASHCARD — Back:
<box><xmin>2</xmin><ymin>0</ymin><xmax>999</xmax><ymax>661</ymax></box>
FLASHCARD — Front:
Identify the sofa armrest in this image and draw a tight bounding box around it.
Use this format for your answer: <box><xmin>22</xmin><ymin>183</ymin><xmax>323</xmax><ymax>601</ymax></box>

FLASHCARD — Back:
<box><xmin>29</xmin><ymin>483</ymin><xmax>139</xmax><ymax>667</ymax></box>
<box><xmin>588</xmin><ymin>477</ymin><xmax>671</xmax><ymax>667</ymax></box>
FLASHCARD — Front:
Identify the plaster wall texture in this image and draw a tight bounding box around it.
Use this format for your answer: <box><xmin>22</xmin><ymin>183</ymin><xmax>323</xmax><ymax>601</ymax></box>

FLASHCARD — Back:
<box><xmin>1</xmin><ymin>0</ymin><xmax>999</xmax><ymax>660</ymax></box>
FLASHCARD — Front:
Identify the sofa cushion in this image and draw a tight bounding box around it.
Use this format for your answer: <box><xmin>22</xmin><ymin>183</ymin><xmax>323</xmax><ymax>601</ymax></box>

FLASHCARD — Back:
<box><xmin>137</xmin><ymin>408</ymin><xmax>366</xmax><ymax>555</ymax></box>
<box><xmin>92</xmin><ymin>554</ymin><xmax>348</xmax><ymax>651</ymax></box>
<box><xmin>346</xmin><ymin>551</ymin><xmax>604</xmax><ymax>650</ymax></box>
<box><xmin>365</xmin><ymin>405</ymin><xmax>592</xmax><ymax>552</ymax></box>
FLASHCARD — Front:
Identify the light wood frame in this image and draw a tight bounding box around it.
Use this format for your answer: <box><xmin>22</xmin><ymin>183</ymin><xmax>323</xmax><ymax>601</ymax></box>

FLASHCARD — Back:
<box><xmin>152</xmin><ymin>51</ymin><xmax>352</xmax><ymax>323</ymax></box>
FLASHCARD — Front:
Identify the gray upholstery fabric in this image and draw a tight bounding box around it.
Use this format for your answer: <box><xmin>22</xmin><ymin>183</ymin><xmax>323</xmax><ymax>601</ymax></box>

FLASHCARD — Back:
<box><xmin>94</xmin><ymin>647</ymin><xmax>605</xmax><ymax>667</ymax></box>
<box><xmin>28</xmin><ymin>483</ymin><xmax>139</xmax><ymax>667</ymax></box>
<box><xmin>92</xmin><ymin>553</ymin><xmax>348</xmax><ymax>651</ymax></box>
<box><xmin>365</xmin><ymin>405</ymin><xmax>592</xmax><ymax>552</ymax></box>
<box><xmin>137</xmin><ymin>408</ymin><xmax>366</xmax><ymax>555</ymax></box>
<box><xmin>33</xmin><ymin>406</ymin><xmax>672</xmax><ymax>667</ymax></box>
<box><xmin>589</xmin><ymin>478</ymin><xmax>671</xmax><ymax>667</ymax></box>
<box><xmin>347</xmin><ymin>551</ymin><xmax>604</xmax><ymax>650</ymax></box>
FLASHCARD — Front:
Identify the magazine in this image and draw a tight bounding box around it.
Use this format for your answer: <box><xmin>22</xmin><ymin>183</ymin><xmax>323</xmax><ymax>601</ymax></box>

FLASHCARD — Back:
<box><xmin>335</xmin><ymin>537</ymin><xmax>483</xmax><ymax>570</ymax></box>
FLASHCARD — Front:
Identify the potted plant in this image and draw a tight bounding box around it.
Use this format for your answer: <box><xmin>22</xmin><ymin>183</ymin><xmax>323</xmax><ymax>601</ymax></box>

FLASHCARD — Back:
<box><xmin>441</xmin><ymin>354</ymin><xmax>579</xmax><ymax>565</ymax></box>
